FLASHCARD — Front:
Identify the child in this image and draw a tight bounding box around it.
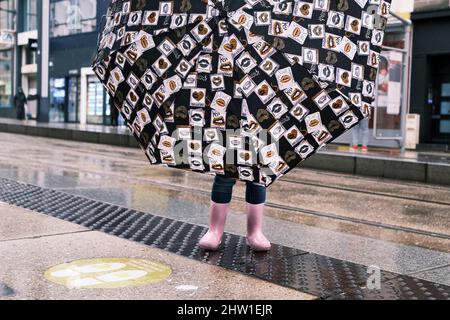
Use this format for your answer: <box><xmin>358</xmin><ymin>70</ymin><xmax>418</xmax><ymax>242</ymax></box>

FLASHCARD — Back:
<box><xmin>199</xmin><ymin>175</ymin><xmax>271</xmax><ymax>251</ymax></box>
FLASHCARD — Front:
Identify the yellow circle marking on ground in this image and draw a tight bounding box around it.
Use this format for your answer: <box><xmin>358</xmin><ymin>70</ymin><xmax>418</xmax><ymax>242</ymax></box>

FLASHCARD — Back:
<box><xmin>44</xmin><ymin>258</ymin><xmax>172</xmax><ymax>289</ymax></box>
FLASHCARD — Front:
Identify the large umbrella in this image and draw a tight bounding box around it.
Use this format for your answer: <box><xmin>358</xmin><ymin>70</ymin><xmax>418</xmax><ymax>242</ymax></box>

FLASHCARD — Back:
<box><xmin>93</xmin><ymin>0</ymin><xmax>391</xmax><ymax>187</ymax></box>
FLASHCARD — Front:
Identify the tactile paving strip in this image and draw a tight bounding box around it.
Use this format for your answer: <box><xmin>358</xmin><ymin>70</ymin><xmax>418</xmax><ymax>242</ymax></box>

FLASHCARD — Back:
<box><xmin>331</xmin><ymin>275</ymin><xmax>450</xmax><ymax>300</ymax></box>
<box><xmin>1</xmin><ymin>177</ymin><xmax>449</xmax><ymax>300</ymax></box>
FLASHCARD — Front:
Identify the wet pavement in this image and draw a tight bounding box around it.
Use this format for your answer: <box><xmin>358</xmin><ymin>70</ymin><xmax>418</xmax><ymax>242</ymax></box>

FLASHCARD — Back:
<box><xmin>2</xmin><ymin>118</ymin><xmax>450</xmax><ymax>186</ymax></box>
<box><xmin>0</xmin><ymin>132</ymin><xmax>449</xmax><ymax>299</ymax></box>
<box><xmin>0</xmin><ymin>204</ymin><xmax>312</xmax><ymax>300</ymax></box>
<box><xmin>2</xmin><ymin>118</ymin><xmax>450</xmax><ymax>165</ymax></box>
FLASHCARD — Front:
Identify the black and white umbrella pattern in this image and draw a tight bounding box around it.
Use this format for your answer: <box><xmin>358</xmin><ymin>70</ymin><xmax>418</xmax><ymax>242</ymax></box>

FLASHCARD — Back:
<box><xmin>93</xmin><ymin>0</ymin><xmax>391</xmax><ymax>187</ymax></box>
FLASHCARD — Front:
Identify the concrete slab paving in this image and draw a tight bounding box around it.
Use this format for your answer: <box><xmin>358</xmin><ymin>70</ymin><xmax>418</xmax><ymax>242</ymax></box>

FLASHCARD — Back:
<box><xmin>45</xmin><ymin>183</ymin><xmax>450</xmax><ymax>280</ymax></box>
<box><xmin>0</xmin><ymin>133</ymin><xmax>449</xmax><ymax>290</ymax></box>
<box><xmin>0</xmin><ymin>203</ymin><xmax>87</xmax><ymax>241</ymax></box>
<box><xmin>411</xmin><ymin>265</ymin><xmax>450</xmax><ymax>286</ymax></box>
<box><xmin>1</xmin><ymin>166</ymin><xmax>449</xmax><ymax>284</ymax></box>
<box><xmin>0</xmin><ymin>205</ymin><xmax>315</xmax><ymax>300</ymax></box>
<box><xmin>3</xmin><ymin>179</ymin><xmax>450</xmax><ymax>286</ymax></box>
<box><xmin>269</xmin><ymin>223</ymin><xmax>450</xmax><ymax>283</ymax></box>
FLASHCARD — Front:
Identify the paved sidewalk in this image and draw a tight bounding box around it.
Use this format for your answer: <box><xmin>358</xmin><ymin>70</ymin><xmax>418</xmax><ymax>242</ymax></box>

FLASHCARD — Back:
<box><xmin>0</xmin><ymin>203</ymin><xmax>314</xmax><ymax>300</ymax></box>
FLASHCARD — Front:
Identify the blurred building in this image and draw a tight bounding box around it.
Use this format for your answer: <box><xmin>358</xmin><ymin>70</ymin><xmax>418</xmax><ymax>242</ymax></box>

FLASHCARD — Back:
<box><xmin>411</xmin><ymin>0</ymin><xmax>450</xmax><ymax>149</ymax></box>
<box><xmin>47</xmin><ymin>0</ymin><xmax>110</xmax><ymax>125</ymax></box>
<box><xmin>0</xmin><ymin>0</ymin><xmax>448</xmax><ymax>150</ymax></box>
<box><xmin>332</xmin><ymin>0</ymin><xmax>413</xmax><ymax>149</ymax></box>
<box><xmin>0</xmin><ymin>0</ymin><xmax>111</xmax><ymax>124</ymax></box>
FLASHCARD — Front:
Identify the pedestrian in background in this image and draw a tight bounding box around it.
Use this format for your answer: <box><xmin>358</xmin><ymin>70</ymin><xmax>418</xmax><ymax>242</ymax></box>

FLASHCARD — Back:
<box><xmin>13</xmin><ymin>87</ymin><xmax>27</xmax><ymax>120</ymax></box>
<box><xmin>350</xmin><ymin>117</ymin><xmax>370</xmax><ymax>154</ymax></box>
<box><xmin>110</xmin><ymin>99</ymin><xmax>119</xmax><ymax>127</ymax></box>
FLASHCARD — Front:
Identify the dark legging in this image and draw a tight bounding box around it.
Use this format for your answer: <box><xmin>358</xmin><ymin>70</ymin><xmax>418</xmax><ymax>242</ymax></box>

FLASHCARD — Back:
<box><xmin>211</xmin><ymin>175</ymin><xmax>266</xmax><ymax>205</ymax></box>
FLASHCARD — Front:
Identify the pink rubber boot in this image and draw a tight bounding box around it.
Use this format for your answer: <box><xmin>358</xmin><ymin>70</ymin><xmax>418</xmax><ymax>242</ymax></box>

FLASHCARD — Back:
<box><xmin>198</xmin><ymin>201</ymin><xmax>229</xmax><ymax>250</ymax></box>
<box><xmin>246</xmin><ymin>203</ymin><xmax>271</xmax><ymax>251</ymax></box>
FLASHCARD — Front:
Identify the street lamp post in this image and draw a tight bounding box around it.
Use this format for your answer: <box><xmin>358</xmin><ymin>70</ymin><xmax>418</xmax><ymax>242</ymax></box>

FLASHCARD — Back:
<box><xmin>36</xmin><ymin>0</ymin><xmax>50</xmax><ymax>122</ymax></box>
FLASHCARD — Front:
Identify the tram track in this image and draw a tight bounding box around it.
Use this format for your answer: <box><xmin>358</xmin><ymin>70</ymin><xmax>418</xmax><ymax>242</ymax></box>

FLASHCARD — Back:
<box><xmin>0</xmin><ymin>134</ymin><xmax>449</xmax><ymax>242</ymax></box>
<box><xmin>1</xmin><ymin>176</ymin><xmax>449</xmax><ymax>299</ymax></box>
<box><xmin>3</xmin><ymin>136</ymin><xmax>450</xmax><ymax>206</ymax></box>
<box><xmin>286</xmin><ymin>165</ymin><xmax>450</xmax><ymax>191</ymax></box>
<box><xmin>280</xmin><ymin>177</ymin><xmax>450</xmax><ymax>207</ymax></box>
<box><xmin>0</xmin><ymin>152</ymin><xmax>449</xmax><ymax>242</ymax></box>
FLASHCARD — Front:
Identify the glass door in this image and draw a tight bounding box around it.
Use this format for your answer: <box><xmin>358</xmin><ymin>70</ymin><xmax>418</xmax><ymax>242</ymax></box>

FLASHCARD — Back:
<box><xmin>86</xmin><ymin>75</ymin><xmax>104</xmax><ymax>124</ymax></box>
<box><xmin>431</xmin><ymin>79</ymin><xmax>450</xmax><ymax>143</ymax></box>
<box><xmin>66</xmin><ymin>76</ymin><xmax>80</xmax><ymax>123</ymax></box>
<box><xmin>49</xmin><ymin>78</ymin><xmax>66</xmax><ymax>122</ymax></box>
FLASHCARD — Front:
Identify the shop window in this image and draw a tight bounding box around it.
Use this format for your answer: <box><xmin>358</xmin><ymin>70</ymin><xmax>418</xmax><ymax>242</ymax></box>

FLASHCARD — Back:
<box><xmin>373</xmin><ymin>51</ymin><xmax>403</xmax><ymax>138</ymax></box>
<box><xmin>441</xmin><ymin>102</ymin><xmax>450</xmax><ymax>116</ymax></box>
<box><xmin>441</xmin><ymin>120</ymin><xmax>450</xmax><ymax>133</ymax></box>
<box><xmin>0</xmin><ymin>0</ymin><xmax>15</xmax><ymax>108</ymax></box>
<box><xmin>0</xmin><ymin>50</ymin><xmax>13</xmax><ymax>108</ymax></box>
<box><xmin>87</xmin><ymin>75</ymin><xmax>104</xmax><ymax>124</ymax></box>
<box><xmin>442</xmin><ymin>84</ymin><xmax>450</xmax><ymax>97</ymax></box>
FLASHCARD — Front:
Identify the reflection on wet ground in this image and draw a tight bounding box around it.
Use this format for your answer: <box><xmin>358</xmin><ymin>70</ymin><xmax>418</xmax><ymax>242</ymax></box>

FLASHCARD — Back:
<box><xmin>0</xmin><ymin>132</ymin><xmax>449</xmax><ymax>285</ymax></box>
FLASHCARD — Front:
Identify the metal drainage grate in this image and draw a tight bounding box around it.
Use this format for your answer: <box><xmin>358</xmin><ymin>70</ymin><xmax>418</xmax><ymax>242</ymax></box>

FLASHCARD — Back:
<box><xmin>0</xmin><ymin>177</ymin><xmax>449</xmax><ymax>300</ymax></box>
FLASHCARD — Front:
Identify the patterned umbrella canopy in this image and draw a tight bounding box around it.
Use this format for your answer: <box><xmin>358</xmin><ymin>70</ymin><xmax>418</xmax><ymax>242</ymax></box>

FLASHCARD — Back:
<box><xmin>93</xmin><ymin>0</ymin><xmax>391</xmax><ymax>187</ymax></box>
